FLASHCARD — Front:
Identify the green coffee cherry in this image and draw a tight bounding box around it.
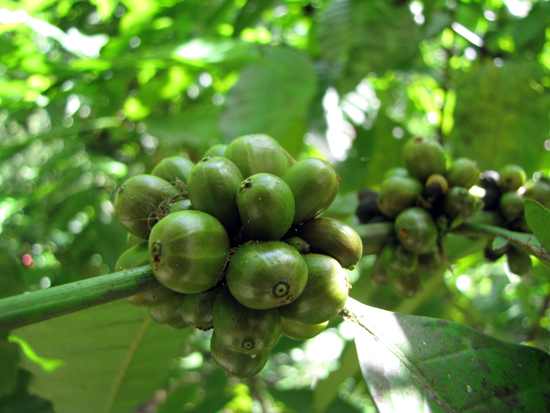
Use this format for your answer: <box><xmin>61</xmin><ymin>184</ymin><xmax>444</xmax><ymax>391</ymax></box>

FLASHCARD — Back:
<box><xmin>237</xmin><ymin>173</ymin><xmax>295</xmax><ymax>241</ymax></box>
<box><xmin>148</xmin><ymin>211</ymin><xmax>230</xmax><ymax>294</ymax></box>
<box><xmin>445</xmin><ymin>158</ymin><xmax>480</xmax><ymax>189</ymax></box>
<box><xmin>204</xmin><ymin>144</ymin><xmax>228</xmax><ymax>158</ymax></box>
<box><xmin>384</xmin><ymin>167</ymin><xmax>409</xmax><ymax>179</ymax></box>
<box><xmin>523</xmin><ymin>180</ymin><xmax>550</xmax><ymax>208</ymax></box>
<box><xmin>283</xmin><ymin>237</ymin><xmax>310</xmax><ymax>254</ymax></box>
<box><xmin>390</xmin><ymin>273</ymin><xmax>422</xmax><ymax>298</ymax></box>
<box><xmin>402</xmin><ymin>136</ymin><xmax>447</xmax><ymax>183</ymax></box>
<box><xmin>414</xmin><ymin>249</ymin><xmax>447</xmax><ymax>278</ymax></box>
<box><xmin>499</xmin><ymin>192</ymin><xmax>524</xmax><ymax>221</ymax></box>
<box><xmin>126</xmin><ymin>233</ymin><xmax>146</xmax><ymax>249</ymax></box>
<box><xmin>187</xmin><ymin>156</ymin><xmax>243</xmax><ymax>234</ymax></box>
<box><xmin>281</xmin><ymin>317</ymin><xmax>328</xmax><ymax>340</ymax></box>
<box><xmin>377</xmin><ymin>175</ymin><xmax>422</xmax><ymax>218</ymax></box>
<box><xmin>506</xmin><ymin>247</ymin><xmax>532</xmax><ymax>276</ymax></box>
<box><xmin>181</xmin><ymin>284</ymin><xmax>223</xmax><ymax>331</ymax></box>
<box><xmin>115</xmin><ymin>244</ymin><xmax>179</xmax><ymax>308</ymax></box>
<box><xmin>279</xmin><ymin>254</ymin><xmax>349</xmax><ymax>325</ymax></box>
<box><xmin>371</xmin><ymin>254</ymin><xmax>389</xmax><ymax>286</ymax></box>
<box><xmin>394</xmin><ymin>208</ymin><xmax>438</xmax><ymax>255</ymax></box>
<box><xmin>296</xmin><ymin>217</ymin><xmax>363</xmax><ymax>270</ymax></box>
<box><xmin>227</xmin><ymin>241</ymin><xmax>308</xmax><ymax>310</ymax></box>
<box><xmin>127</xmin><ymin>287</ymin><xmax>181</xmax><ymax>308</ymax></box>
<box><xmin>114</xmin><ymin>174</ymin><xmax>180</xmax><ymax>239</ymax></box>
<box><xmin>210</xmin><ymin>331</ymin><xmax>270</xmax><ymax>379</ymax></box>
<box><xmin>380</xmin><ymin>243</ymin><xmax>418</xmax><ymax>277</ymax></box>
<box><xmin>224</xmin><ymin>134</ymin><xmax>290</xmax><ymax>179</ymax></box>
<box><xmin>484</xmin><ymin>241</ymin><xmax>509</xmax><ymax>262</ymax></box>
<box><xmin>168</xmin><ymin>199</ymin><xmax>193</xmax><ymax>214</ymax></box>
<box><xmin>283</xmin><ymin>158</ymin><xmax>339</xmax><ymax>224</ymax></box>
<box><xmin>149</xmin><ymin>294</ymin><xmax>188</xmax><ymax>329</ymax></box>
<box><xmin>354</xmin><ymin>221</ymin><xmax>396</xmax><ymax>256</ymax></box>
<box><xmin>151</xmin><ymin>156</ymin><xmax>195</xmax><ymax>185</ymax></box>
<box><xmin>443</xmin><ymin>186</ymin><xmax>478</xmax><ymax>228</ymax></box>
<box><xmin>115</xmin><ymin>243</ymin><xmax>149</xmax><ymax>272</ymax></box>
<box><xmin>213</xmin><ymin>288</ymin><xmax>282</xmax><ymax>355</ymax></box>
<box><xmin>498</xmin><ymin>164</ymin><xmax>526</xmax><ymax>193</ymax></box>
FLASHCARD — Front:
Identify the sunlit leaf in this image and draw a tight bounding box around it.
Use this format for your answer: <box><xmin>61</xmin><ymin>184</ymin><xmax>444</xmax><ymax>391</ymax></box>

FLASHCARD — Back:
<box><xmin>346</xmin><ymin>298</ymin><xmax>550</xmax><ymax>412</ymax></box>
<box><xmin>14</xmin><ymin>300</ymin><xmax>189</xmax><ymax>413</ymax></box>
<box><xmin>90</xmin><ymin>0</ymin><xmax>117</xmax><ymax>20</ymax></box>
<box><xmin>118</xmin><ymin>0</ymin><xmax>159</xmax><ymax>34</ymax></box>
<box><xmin>171</xmin><ymin>38</ymin><xmax>257</xmax><ymax>66</ymax></box>
<box><xmin>123</xmin><ymin>96</ymin><xmax>151</xmax><ymax>120</ymax></box>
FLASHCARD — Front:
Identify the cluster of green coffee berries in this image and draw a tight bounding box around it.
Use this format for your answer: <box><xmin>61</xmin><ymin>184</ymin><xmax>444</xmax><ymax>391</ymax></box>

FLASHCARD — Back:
<box><xmin>356</xmin><ymin>136</ymin><xmax>483</xmax><ymax>298</ymax></box>
<box><xmin>478</xmin><ymin>165</ymin><xmax>550</xmax><ymax>275</ymax></box>
<box><xmin>113</xmin><ymin>134</ymin><xmax>362</xmax><ymax>379</ymax></box>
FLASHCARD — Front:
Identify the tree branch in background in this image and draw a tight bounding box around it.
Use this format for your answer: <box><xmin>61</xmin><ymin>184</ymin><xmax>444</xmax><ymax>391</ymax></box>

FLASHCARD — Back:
<box><xmin>453</xmin><ymin>223</ymin><xmax>550</xmax><ymax>266</ymax></box>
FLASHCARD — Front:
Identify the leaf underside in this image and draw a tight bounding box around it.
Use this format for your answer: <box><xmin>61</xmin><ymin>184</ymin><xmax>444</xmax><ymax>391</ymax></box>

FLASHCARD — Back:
<box><xmin>13</xmin><ymin>300</ymin><xmax>189</xmax><ymax>413</ymax></box>
<box><xmin>346</xmin><ymin>298</ymin><xmax>550</xmax><ymax>413</ymax></box>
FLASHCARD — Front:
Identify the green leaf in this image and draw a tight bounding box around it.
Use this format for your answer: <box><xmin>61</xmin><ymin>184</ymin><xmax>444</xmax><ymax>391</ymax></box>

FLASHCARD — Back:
<box><xmin>220</xmin><ymin>47</ymin><xmax>317</xmax><ymax>156</ymax></box>
<box><xmin>13</xmin><ymin>300</ymin><xmax>189</xmax><ymax>413</ymax></box>
<box><xmin>448</xmin><ymin>59</ymin><xmax>550</xmax><ymax>175</ymax></box>
<box><xmin>145</xmin><ymin>107</ymin><xmax>223</xmax><ymax>156</ymax></box>
<box><xmin>345</xmin><ymin>298</ymin><xmax>550</xmax><ymax>412</ymax></box>
<box><xmin>341</xmin><ymin>2</ymin><xmax>422</xmax><ymax>91</ymax></box>
<box><xmin>510</xmin><ymin>2</ymin><xmax>550</xmax><ymax>53</ymax></box>
<box><xmin>170</xmin><ymin>38</ymin><xmax>257</xmax><ymax>66</ymax></box>
<box><xmin>316</xmin><ymin>0</ymin><xmax>353</xmax><ymax>65</ymax></box>
<box><xmin>524</xmin><ymin>199</ymin><xmax>550</xmax><ymax>252</ymax></box>
<box><xmin>89</xmin><ymin>0</ymin><xmax>117</xmax><ymax>20</ymax></box>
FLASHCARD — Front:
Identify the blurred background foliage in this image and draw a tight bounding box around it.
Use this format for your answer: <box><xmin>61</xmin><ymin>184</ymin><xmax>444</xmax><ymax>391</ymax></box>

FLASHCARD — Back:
<box><xmin>0</xmin><ymin>0</ymin><xmax>550</xmax><ymax>412</ymax></box>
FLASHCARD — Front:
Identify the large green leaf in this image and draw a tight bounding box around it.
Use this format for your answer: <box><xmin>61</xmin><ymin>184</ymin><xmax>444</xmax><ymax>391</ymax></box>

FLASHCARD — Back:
<box><xmin>339</xmin><ymin>2</ymin><xmax>422</xmax><ymax>92</ymax></box>
<box><xmin>145</xmin><ymin>106</ymin><xmax>224</xmax><ymax>157</ymax></box>
<box><xmin>13</xmin><ymin>300</ymin><xmax>190</xmax><ymax>413</ymax></box>
<box><xmin>315</xmin><ymin>0</ymin><xmax>353</xmax><ymax>66</ymax></box>
<box><xmin>448</xmin><ymin>59</ymin><xmax>550</xmax><ymax>175</ymax></box>
<box><xmin>345</xmin><ymin>298</ymin><xmax>550</xmax><ymax>412</ymax></box>
<box><xmin>524</xmin><ymin>199</ymin><xmax>550</xmax><ymax>252</ymax></box>
<box><xmin>220</xmin><ymin>47</ymin><xmax>317</xmax><ymax>156</ymax></box>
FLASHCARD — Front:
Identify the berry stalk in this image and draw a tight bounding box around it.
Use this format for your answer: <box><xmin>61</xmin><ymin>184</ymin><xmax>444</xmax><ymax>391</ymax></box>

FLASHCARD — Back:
<box><xmin>0</xmin><ymin>265</ymin><xmax>160</xmax><ymax>332</ymax></box>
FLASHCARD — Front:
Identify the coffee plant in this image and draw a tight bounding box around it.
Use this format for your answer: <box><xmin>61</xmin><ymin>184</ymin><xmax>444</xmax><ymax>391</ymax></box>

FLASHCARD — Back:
<box><xmin>1</xmin><ymin>1</ymin><xmax>550</xmax><ymax>412</ymax></box>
